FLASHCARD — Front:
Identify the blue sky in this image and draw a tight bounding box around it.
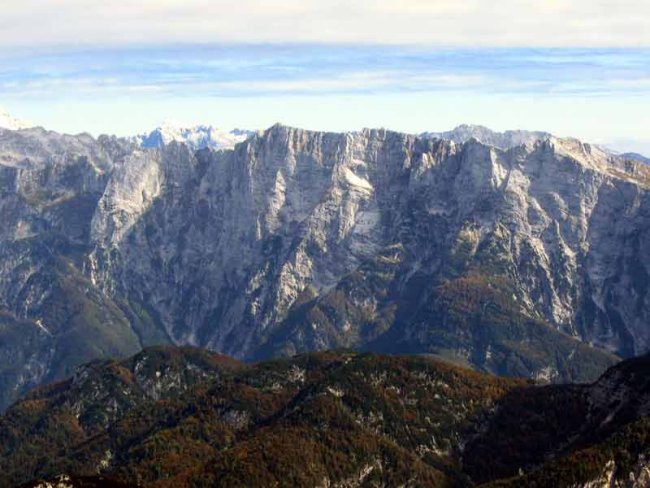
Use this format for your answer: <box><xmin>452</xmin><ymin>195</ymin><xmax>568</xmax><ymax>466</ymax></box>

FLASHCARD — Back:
<box><xmin>1</xmin><ymin>1</ymin><xmax>649</xmax><ymax>154</ymax></box>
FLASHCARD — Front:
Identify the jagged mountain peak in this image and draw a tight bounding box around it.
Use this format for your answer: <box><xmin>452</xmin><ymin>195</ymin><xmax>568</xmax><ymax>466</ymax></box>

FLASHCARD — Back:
<box><xmin>423</xmin><ymin>123</ymin><xmax>552</xmax><ymax>150</ymax></box>
<box><xmin>0</xmin><ymin>107</ymin><xmax>34</xmax><ymax>131</ymax></box>
<box><xmin>138</xmin><ymin>120</ymin><xmax>253</xmax><ymax>151</ymax></box>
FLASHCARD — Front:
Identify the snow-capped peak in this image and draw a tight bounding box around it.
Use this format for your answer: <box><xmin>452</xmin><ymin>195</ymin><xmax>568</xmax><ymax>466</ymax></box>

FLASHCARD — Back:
<box><xmin>0</xmin><ymin>107</ymin><xmax>34</xmax><ymax>130</ymax></box>
<box><xmin>139</xmin><ymin>121</ymin><xmax>253</xmax><ymax>151</ymax></box>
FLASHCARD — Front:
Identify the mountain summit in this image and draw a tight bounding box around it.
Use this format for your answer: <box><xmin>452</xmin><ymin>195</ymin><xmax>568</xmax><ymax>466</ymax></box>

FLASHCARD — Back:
<box><xmin>138</xmin><ymin>121</ymin><xmax>252</xmax><ymax>150</ymax></box>
<box><xmin>423</xmin><ymin>124</ymin><xmax>552</xmax><ymax>150</ymax></box>
<box><xmin>0</xmin><ymin>107</ymin><xmax>33</xmax><ymax>130</ymax></box>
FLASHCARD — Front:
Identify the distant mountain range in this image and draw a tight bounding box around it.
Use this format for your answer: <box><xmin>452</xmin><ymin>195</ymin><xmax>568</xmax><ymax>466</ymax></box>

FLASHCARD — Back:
<box><xmin>422</xmin><ymin>124</ymin><xmax>553</xmax><ymax>150</ymax></box>
<box><xmin>0</xmin><ymin>107</ymin><xmax>33</xmax><ymax>131</ymax></box>
<box><xmin>621</xmin><ymin>152</ymin><xmax>650</xmax><ymax>164</ymax></box>
<box><xmin>136</xmin><ymin>122</ymin><xmax>650</xmax><ymax>163</ymax></box>
<box><xmin>1</xmin><ymin>107</ymin><xmax>648</xmax><ymax>161</ymax></box>
<box><xmin>136</xmin><ymin>122</ymin><xmax>253</xmax><ymax>151</ymax></box>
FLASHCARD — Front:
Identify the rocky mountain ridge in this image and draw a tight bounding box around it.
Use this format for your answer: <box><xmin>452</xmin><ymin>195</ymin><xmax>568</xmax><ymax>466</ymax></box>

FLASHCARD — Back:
<box><xmin>0</xmin><ymin>122</ymin><xmax>649</xmax><ymax>410</ymax></box>
<box><xmin>422</xmin><ymin>123</ymin><xmax>553</xmax><ymax>150</ymax></box>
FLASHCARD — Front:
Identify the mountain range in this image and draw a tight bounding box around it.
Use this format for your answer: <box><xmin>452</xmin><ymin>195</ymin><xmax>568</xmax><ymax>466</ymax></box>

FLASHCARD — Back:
<box><xmin>0</xmin><ymin>112</ymin><xmax>649</xmax><ymax>412</ymax></box>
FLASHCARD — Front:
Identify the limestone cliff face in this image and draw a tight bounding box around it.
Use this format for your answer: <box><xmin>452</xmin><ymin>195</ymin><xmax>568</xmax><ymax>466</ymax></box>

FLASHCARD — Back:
<box><xmin>88</xmin><ymin>125</ymin><xmax>650</xmax><ymax>358</ymax></box>
<box><xmin>0</xmin><ymin>128</ymin><xmax>140</xmax><ymax>409</ymax></box>
<box><xmin>0</xmin><ymin>123</ymin><xmax>648</xmax><ymax>408</ymax></box>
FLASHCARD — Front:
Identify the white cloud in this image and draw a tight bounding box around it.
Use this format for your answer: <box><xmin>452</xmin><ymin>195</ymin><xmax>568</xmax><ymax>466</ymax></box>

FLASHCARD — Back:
<box><xmin>0</xmin><ymin>0</ymin><xmax>648</xmax><ymax>47</ymax></box>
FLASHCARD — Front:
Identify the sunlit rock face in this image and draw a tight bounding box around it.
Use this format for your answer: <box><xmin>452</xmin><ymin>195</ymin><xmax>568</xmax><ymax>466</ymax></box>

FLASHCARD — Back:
<box><xmin>1</xmin><ymin>123</ymin><xmax>649</xmax><ymax>408</ymax></box>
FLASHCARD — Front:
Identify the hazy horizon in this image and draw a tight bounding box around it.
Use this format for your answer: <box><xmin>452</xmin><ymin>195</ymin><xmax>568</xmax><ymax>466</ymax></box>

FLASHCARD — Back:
<box><xmin>2</xmin><ymin>2</ymin><xmax>649</xmax><ymax>154</ymax></box>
